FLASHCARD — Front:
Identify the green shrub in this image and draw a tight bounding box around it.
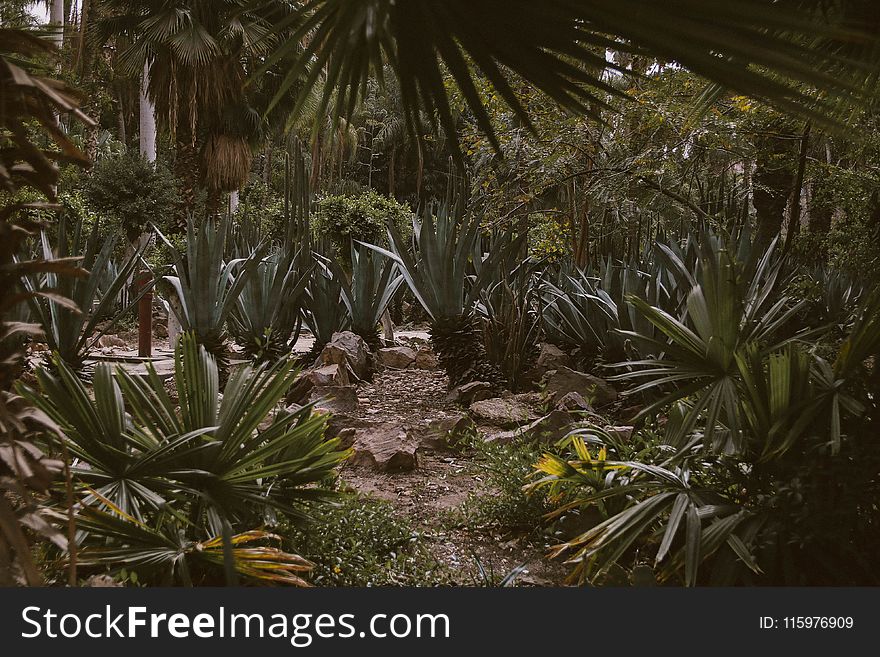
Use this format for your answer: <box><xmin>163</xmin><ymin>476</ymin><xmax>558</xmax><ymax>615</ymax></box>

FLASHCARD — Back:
<box><xmin>314</xmin><ymin>190</ymin><xmax>412</xmax><ymax>265</ymax></box>
<box><xmin>84</xmin><ymin>152</ymin><xmax>179</xmax><ymax>240</ymax></box>
<box><xmin>285</xmin><ymin>494</ymin><xmax>448</xmax><ymax>586</ymax></box>
<box><xmin>463</xmin><ymin>438</ymin><xmax>551</xmax><ymax>534</ymax></box>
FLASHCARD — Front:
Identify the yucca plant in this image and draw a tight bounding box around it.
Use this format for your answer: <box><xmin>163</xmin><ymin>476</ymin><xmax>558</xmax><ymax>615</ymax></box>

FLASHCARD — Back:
<box><xmin>160</xmin><ymin>217</ymin><xmax>263</xmax><ymax>369</ymax></box>
<box><xmin>21</xmin><ymin>215</ymin><xmax>149</xmax><ymax>372</ymax></box>
<box><xmin>230</xmin><ymin>243</ymin><xmax>311</xmax><ymax>364</ymax></box>
<box><xmin>532</xmin><ymin>249</ymin><xmax>880</xmax><ymax>586</ymax></box>
<box><xmin>329</xmin><ymin>243</ymin><xmax>403</xmax><ymax>351</ymax></box>
<box><xmin>22</xmin><ymin>333</ymin><xmax>351</xmax><ymax>585</ymax></box>
<box><xmin>612</xmin><ymin>235</ymin><xmax>806</xmax><ymax>452</ymax></box>
<box><xmin>301</xmin><ymin>257</ymin><xmax>350</xmax><ymax>362</ymax></box>
<box><xmin>477</xmin><ymin>262</ymin><xmax>541</xmax><ymax>391</ymax></box>
<box><xmin>367</xmin><ymin>197</ymin><xmax>513</xmax><ymax>387</ymax></box>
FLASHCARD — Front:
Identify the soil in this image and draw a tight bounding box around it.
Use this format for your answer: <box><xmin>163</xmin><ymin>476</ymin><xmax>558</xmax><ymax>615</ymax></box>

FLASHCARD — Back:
<box><xmin>337</xmin><ymin>366</ymin><xmax>569</xmax><ymax>586</ymax></box>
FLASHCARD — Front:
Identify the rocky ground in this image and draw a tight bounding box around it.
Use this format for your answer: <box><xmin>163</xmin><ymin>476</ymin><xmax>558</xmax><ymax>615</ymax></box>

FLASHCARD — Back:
<box><xmin>71</xmin><ymin>326</ymin><xmax>632</xmax><ymax>586</ymax></box>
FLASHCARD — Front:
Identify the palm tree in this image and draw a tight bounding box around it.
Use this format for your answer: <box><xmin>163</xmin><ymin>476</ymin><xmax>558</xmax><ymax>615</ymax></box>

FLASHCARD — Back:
<box><xmin>96</xmin><ymin>0</ymin><xmax>290</xmax><ymax>225</ymax></box>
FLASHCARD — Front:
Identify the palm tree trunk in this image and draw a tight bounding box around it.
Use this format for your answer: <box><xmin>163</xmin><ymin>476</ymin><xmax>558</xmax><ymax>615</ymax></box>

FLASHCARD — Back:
<box><xmin>139</xmin><ymin>62</ymin><xmax>157</xmax><ymax>163</ymax></box>
<box><xmin>174</xmin><ymin>117</ymin><xmax>199</xmax><ymax>230</ymax></box>
<box><xmin>49</xmin><ymin>0</ymin><xmax>64</xmax><ymax>50</ymax></box>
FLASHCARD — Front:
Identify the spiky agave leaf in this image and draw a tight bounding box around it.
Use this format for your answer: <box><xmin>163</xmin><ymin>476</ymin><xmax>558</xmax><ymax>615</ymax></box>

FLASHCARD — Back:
<box><xmin>330</xmin><ymin>243</ymin><xmax>403</xmax><ymax>351</ymax></box>
<box><xmin>21</xmin><ymin>214</ymin><xmax>150</xmax><ymax>372</ymax></box>
<box><xmin>159</xmin><ymin>217</ymin><xmax>264</xmax><ymax>370</ymax></box>
<box><xmin>230</xmin><ymin>241</ymin><xmax>311</xmax><ymax>364</ymax></box>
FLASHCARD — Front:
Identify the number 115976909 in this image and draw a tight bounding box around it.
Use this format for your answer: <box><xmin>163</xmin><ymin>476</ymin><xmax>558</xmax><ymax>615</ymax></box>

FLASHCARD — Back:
<box><xmin>759</xmin><ymin>616</ymin><xmax>854</xmax><ymax>629</ymax></box>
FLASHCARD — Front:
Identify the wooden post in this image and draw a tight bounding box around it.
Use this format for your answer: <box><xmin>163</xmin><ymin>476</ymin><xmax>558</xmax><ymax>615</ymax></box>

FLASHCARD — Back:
<box><xmin>136</xmin><ymin>272</ymin><xmax>153</xmax><ymax>357</ymax></box>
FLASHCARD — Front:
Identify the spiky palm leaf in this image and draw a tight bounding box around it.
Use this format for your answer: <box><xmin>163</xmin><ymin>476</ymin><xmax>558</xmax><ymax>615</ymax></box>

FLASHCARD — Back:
<box><xmin>0</xmin><ymin>28</ymin><xmax>93</xmax><ymax>586</ymax></box>
<box><xmin>266</xmin><ymin>0</ymin><xmax>880</xmax><ymax>156</ymax></box>
<box><xmin>22</xmin><ymin>333</ymin><xmax>350</xmax><ymax>583</ymax></box>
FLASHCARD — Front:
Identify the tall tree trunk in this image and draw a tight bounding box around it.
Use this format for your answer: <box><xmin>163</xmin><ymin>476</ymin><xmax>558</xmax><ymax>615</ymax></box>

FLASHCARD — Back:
<box><xmin>139</xmin><ymin>62</ymin><xmax>157</xmax><ymax>163</ymax></box>
<box><xmin>783</xmin><ymin>122</ymin><xmax>811</xmax><ymax>252</ymax></box>
<box><xmin>388</xmin><ymin>147</ymin><xmax>396</xmax><ymax>198</ymax></box>
<box><xmin>174</xmin><ymin>117</ymin><xmax>199</xmax><ymax>231</ymax></box>
<box><xmin>753</xmin><ymin>129</ymin><xmax>795</xmax><ymax>250</ymax></box>
<box><xmin>49</xmin><ymin>0</ymin><xmax>64</xmax><ymax>50</ymax></box>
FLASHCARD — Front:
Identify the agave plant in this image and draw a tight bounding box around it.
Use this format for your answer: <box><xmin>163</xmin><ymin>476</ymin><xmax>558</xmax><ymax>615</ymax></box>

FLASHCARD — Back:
<box><xmin>611</xmin><ymin>235</ymin><xmax>807</xmax><ymax>452</ymax></box>
<box><xmin>329</xmin><ymin>243</ymin><xmax>403</xmax><ymax>351</ymax></box>
<box><xmin>22</xmin><ymin>333</ymin><xmax>351</xmax><ymax>585</ymax></box>
<box><xmin>160</xmin><ymin>217</ymin><xmax>263</xmax><ymax>368</ymax></box>
<box><xmin>367</xmin><ymin>197</ymin><xmax>514</xmax><ymax>387</ymax></box>
<box><xmin>301</xmin><ymin>257</ymin><xmax>351</xmax><ymax>362</ymax></box>
<box><xmin>21</xmin><ymin>216</ymin><xmax>149</xmax><ymax>372</ymax></box>
<box><xmin>229</xmin><ymin>242</ymin><xmax>311</xmax><ymax>364</ymax></box>
<box><xmin>477</xmin><ymin>261</ymin><xmax>541</xmax><ymax>391</ymax></box>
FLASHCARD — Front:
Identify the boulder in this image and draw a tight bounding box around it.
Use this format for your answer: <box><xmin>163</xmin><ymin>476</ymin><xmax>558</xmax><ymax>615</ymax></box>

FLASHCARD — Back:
<box><xmin>350</xmin><ymin>423</ymin><xmax>418</xmax><ymax>472</ymax></box>
<box><xmin>469</xmin><ymin>397</ymin><xmax>540</xmax><ymax>429</ymax></box>
<box><xmin>519</xmin><ymin>410</ymin><xmax>575</xmax><ymax>444</ymax></box>
<box><xmin>415</xmin><ymin>347</ymin><xmax>439</xmax><ymax>370</ymax></box>
<box><xmin>446</xmin><ymin>381</ymin><xmax>494</xmax><ymax>405</ymax></box>
<box><xmin>378</xmin><ymin>346</ymin><xmax>417</xmax><ymax>369</ymax></box>
<box><xmin>310</xmin><ymin>385</ymin><xmax>359</xmax><ymax>414</ymax></box>
<box><xmin>321</xmin><ymin>331</ymin><xmax>370</xmax><ymax>380</ymax></box>
<box><xmin>286</xmin><ymin>371</ymin><xmax>315</xmax><ymax>405</ymax></box>
<box><xmin>543</xmin><ymin>366</ymin><xmax>617</xmax><ymax>407</ymax></box>
<box><xmin>537</xmin><ymin>343</ymin><xmax>571</xmax><ymax>371</ymax></box>
<box><xmin>325</xmin><ymin>413</ymin><xmax>376</xmax><ymax>438</ymax></box>
<box><xmin>97</xmin><ymin>335</ymin><xmax>126</xmax><ymax>349</ymax></box>
<box><xmin>415</xmin><ymin>413</ymin><xmax>476</xmax><ymax>450</ymax></box>
<box><xmin>308</xmin><ymin>363</ymin><xmax>350</xmax><ymax>387</ymax></box>
<box><xmin>555</xmin><ymin>391</ymin><xmax>593</xmax><ymax>412</ymax></box>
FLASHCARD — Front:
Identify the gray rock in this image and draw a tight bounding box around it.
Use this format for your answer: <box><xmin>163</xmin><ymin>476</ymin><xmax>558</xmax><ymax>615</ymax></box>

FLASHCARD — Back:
<box><xmin>415</xmin><ymin>413</ymin><xmax>476</xmax><ymax>449</ymax></box>
<box><xmin>414</xmin><ymin>347</ymin><xmax>439</xmax><ymax>370</ymax></box>
<box><xmin>518</xmin><ymin>410</ymin><xmax>575</xmax><ymax>444</ymax></box>
<box><xmin>308</xmin><ymin>363</ymin><xmax>350</xmax><ymax>387</ymax></box>
<box><xmin>378</xmin><ymin>346</ymin><xmax>417</xmax><ymax>369</ymax></box>
<box><xmin>543</xmin><ymin>366</ymin><xmax>617</xmax><ymax>406</ymax></box>
<box><xmin>350</xmin><ymin>423</ymin><xmax>418</xmax><ymax>472</ymax></box>
<box><xmin>537</xmin><ymin>343</ymin><xmax>571</xmax><ymax>371</ymax></box>
<box><xmin>310</xmin><ymin>385</ymin><xmax>359</xmax><ymax>414</ymax></box>
<box><xmin>469</xmin><ymin>397</ymin><xmax>540</xmax><ymax>429</ymax></box>
<box><xmin>555</xmin><ymin>391</ymin><xmax>593</xmax><ymax>412</ymax></box>
<box><xmin>286</xmin><ymin>371</ymin><xmax>315</xmax><ymax>405</ymax></box>
<box><xmin>446</xmin><ymin>381</ymin><xmax>494</xmax><ymax>405</ymax></box>
<box><xmin>321</xmin><ymin>331</ymin><xmax>370</xmax><ymax>380</ymax></box>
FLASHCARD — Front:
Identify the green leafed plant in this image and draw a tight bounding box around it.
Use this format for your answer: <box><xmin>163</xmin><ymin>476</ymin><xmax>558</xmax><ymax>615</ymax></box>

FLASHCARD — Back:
<box><xmin>22</xmin><ymin>333</ymin><xmax>351</xmax><ymax>585</ymax></box>
<box><xmin>366</xmin><ymin>195</ymin><xmax>514</xmax><ymax>387</ymax></box>
<box><xmin>160</xmin><ymin>217</ymin><xmax>263</xmax><ymax>368</ymax></box>
<box><xmin>301</xmin><ymin>256</ymin><xmax>351</xmax><ymax>362</ymax></box>
<box><xmin>22</xmin><ymin>214</ymin><xmax>149</xmax><ymax>372</ymax></box>
<box><xmin>532</xmin><ymin>249</ymin><xmax>880</xmax><ymax>586</ymax></box>
<box><xmin>229</xmin><ymin>240</ymin><xmax>311</xmax><ymax>364</ymax></box>
<box><xmin>329</xmin><ymin>243</ymin><xmax>403</xmax><ymax>351</ymax></box>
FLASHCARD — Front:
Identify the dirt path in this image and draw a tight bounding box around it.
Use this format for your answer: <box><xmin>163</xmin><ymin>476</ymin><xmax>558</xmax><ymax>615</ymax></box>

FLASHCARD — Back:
<box><xmin>338</xmin><ymin>367</ymin><xmax>568</xmax><ymax>586</ymax></box>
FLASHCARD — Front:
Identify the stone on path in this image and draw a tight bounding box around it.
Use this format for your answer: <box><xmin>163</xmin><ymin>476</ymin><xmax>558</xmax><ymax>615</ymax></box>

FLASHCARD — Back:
<box><xmin>378</xmin><ymin>346</ymin><xmax>417</xmax><ymax>369</ymax></box>
<box><xmin>469</xmin><ymin>397</ymin><xmax>540</xmax><ymax>429</ymax></box>
<box><xmin>321</xmin><ymin>331</ymin><xmax>371</xmax><ymax>380</ymax></box>
<box><xmin>543</xmin><ymin>366</ymin><xmax>617</xmax><ymax>407</ymax></box>
<box><xmin>349</xmin><ymin>422</ymin><xmax>419</xmax><ymax>472</ymax></box>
